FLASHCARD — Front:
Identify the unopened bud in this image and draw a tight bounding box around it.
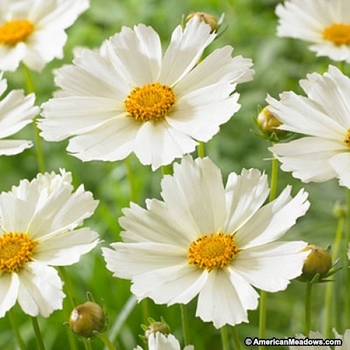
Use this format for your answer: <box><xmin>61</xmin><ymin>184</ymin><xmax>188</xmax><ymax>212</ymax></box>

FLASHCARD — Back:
<box><xmin>300</xmin><ymin>245</ymin><xmax>332</xmax><ymax>282</ymax></box>
<box><xmin>69</xmin><ymin>301</ymin><xmax>106</xmax><ymax>338</ymax></box>
<box><xmin>186</xmin><ymin>12</ymin><xmax>219</xmax><ymax>32</ymax></box>
<box><xmin>257</xmin><ymin>106</ymin><xmax>286</xmax><ymax>137</ymax></box>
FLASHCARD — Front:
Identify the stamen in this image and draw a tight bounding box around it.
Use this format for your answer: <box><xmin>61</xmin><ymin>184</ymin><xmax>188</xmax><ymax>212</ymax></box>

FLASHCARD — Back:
<box><xmin>323</xmin><ymin>23</ymin><xmax>350</xmax><ymax>45</ymax></box>
<box><xmin>344</xmin><ymin>129</ymin><xmax>350</xmax><ymax>146</ymax></box>
<box><xmin>0</xmin><ymin>19</ymin><xmax>34</xmax><ymax>46</ymax></box>
<box><xmin>124</xmin><ymin>82</ymin><xmax>175</xmax><ymax>122</ymax></box>
<box><xmin>0</xmin><ymin>232</ymin><xmax>38</xmax><ymax>272</ymax></box>
<box><xmin>188</xmin><ymin>232</ymin><xmax>238</xmax><ymax>271</ymax></box>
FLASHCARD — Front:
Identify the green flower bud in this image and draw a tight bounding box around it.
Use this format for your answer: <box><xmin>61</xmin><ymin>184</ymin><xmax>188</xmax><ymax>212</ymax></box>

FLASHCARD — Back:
<box><xmin>300</xmin><ymin>245</ymin><xmax>332</xmax><ymax>282</ymax></box>
<box><xmin>69</xmin><ymin>301</ymin><xmax>106</xmax><ymax>338</ymax></box>
<box><xmin>186</xmin><ymin>12</ymin><xmax>219</xmax><ymax>32</ymax></box>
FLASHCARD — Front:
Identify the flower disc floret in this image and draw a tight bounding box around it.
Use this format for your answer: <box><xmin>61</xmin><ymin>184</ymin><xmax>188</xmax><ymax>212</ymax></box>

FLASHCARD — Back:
<box><xmin>0</xmin><ymin>20</ymin><xmax>34</xmax><ymax>46</ymax></box>
<box><xmin>0</xmin><ymin>232</ymin><xmax>38</xmax><ymax>272</ymax></box>
<box><xmin>323</xmin><ymin>24</ymin><xmax>350</xmax><ymax>46</ymax></box>
<box><xmin>188</xmin><ymin>232</ymin><xmax>238</xmax><ymax>271</ymax></box>
<box><xmin>125</xmin><ymin>83</ymin><xmax>175</xmax><ymax>122</ymax></box>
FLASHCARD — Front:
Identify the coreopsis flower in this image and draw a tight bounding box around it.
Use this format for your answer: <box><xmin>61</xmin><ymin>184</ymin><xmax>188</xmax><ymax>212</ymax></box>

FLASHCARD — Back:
<box><xmin>289</xmin><ymin>330</ymin><xmax>347</xmax><ymax>349</ymax></box>
<box><xmin>276</xmin><ymin>0</ymin><xmax>350</xmax><ymax>62</ymax></box>
<box><xmin>0</xmin><ymin>0</ymin><xmax>89</xmax><ymax>72</ymax></box>
<box><xmin>103</xmin><ymin>156</ymin><xmax>310</xmax><ymax>328</ymax></box>
<box><xmin>0</xmin><ymin>170</ymin><xmax>99</xmax><ymax>318</ymax></box>
<box><xmin>135</xmin><ymin>332</ymin><xmax>194</xmax><ymax>350</ymax></box>
<box><xmin>39</xmin><ymin>16</ymin><xmax>254</xmax><ymax>170</ymax></box>
<box><xmin>0</xmin><ymin>72</ymin><xmax>39</xmax><ymax>155</ymax></box>
<box><xmin>275</xmin><ymin>0</ymin><xmax>350</xmax><ymax>63</ymax></box>
<box><xmin>268</xmin><ymin>65</ymin><xmax>350</xmax><ymax>188</ymax></box>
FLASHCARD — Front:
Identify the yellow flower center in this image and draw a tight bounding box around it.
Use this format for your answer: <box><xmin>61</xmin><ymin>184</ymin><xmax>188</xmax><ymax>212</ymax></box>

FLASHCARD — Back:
<box><xmin>344</xmin><ymin>129</ymin><xmax>350</xmax><ymax>146</ymax></box>
<box><xmin>124</xmin><ymin>82</ymin><xmax>176</xmax><ymax>122</ymax></box>
<box><xmin>0</xmin><ymin>19</ymin><xmax>34</xmax><ymax>46</ymax></box>
<box><xmin>0</xmin><ymin>232</ymin><xmax>38</xmax><ymax>272</ymax></box>
<box><xmin>323</xmin><ymin>23</ymin><xmax>350</xmax><ymax>45</ymax></box>
<box><xmin>188</xmin><ymin>232</ymin><xmax>239</xmax><ymax>271</ymax></box>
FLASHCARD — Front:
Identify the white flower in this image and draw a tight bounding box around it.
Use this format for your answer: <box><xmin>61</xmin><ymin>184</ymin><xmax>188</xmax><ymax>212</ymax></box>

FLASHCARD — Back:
<box><xmin>39</xmin><ymin>16</ymin><xmax>254</xmax><ymax>170</ymax></box>
<box><xmin>0</xmin><ymin>0</ymin><xmax>89</xmax><ymax>72</ymax></box>
<box><xmin>289</xmin><ymin>329</ymin><xmax>347</xmax><ymax>349</ymax></box>
<box><xmin>134</xmin><ymin>332</ymin><xmax>194</xmax><ymax>350</ymax></box>
<box><xmin>103</xmin><ymin>156</ymin><xmax>309</xmax><ymax>328</ymax></box>
<box><xmin>0</xmin><ymin>170</ymin><xmax>99</xmax><ymax>318</ymax></box>
<box><xmin>275</xmin><ymin>0</ymin><xmax>350</xmax><ymax>63</ymax></box>
<box><xmin>0</xmin><ymin>72</ymin><xmax>39</xmax><ymax>155</ymax></box>
<box><xmin>268</xmin><ymin>65</ymin><xmax>350</xmax><ymax>188</ymax></box>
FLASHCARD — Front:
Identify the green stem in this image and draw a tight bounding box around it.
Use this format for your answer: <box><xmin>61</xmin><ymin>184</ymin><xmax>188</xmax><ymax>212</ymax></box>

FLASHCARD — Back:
<box><xmin>258</xmin><ymin>290</ymin><xmax>267</xmax><ymax>350</ymax></box>
<box><xmin>305</xmin><ymin>283</ymin><xmax>312</xmax><ymax>335</ymax></box>
<box><xmin>323</xmin><ymin>212</ymin><xmax>345</xmax><ymax>337</ymax></box>
<box><xmin>82</xmin><ymin>339</ymin><xmax>93</xmax><ymax>350</ymax></box>
<box><xmin>22</xmin><ymin>63</ymin><xmax>45</xmax><ymax>173</ymax></box>
<box><xmin>220</xmin><ymin>326</ymin><xmax>230</xmax><ymax>350</ymax></box>
<box><xmin>141</xmin><ymin>298</ymin><xmax>150</xmax><ymax>324</ymax></box>
<box><xmin>269</xmin><ymin>157</ymin><xmax>279</xmax><ymax>202</ymax></box>
<box><xmin>31</xmin><ymin>317</ymin><xmax>46</xmax><ymax>350</ymax></box>
<box><xmin>197</xmin><ymin>141</ymin><xmax>205</xmax><ymax>158</ymax></box>
<box><xmin>98</xmin><ymin>332</ymin><xmax>118</xmax><ymax>350</ymax></box>
<box><xmin>180</xmin><ymin>304</ymin><xmax>191</xmax><ymax>345</ymax></box>
<box><xmin>59</xmin><ymin>266</ymin><xmax>78</xmax><ymax>307</ymax></box>
<box><xmin>8</xmin><ymin>310</ymin><xmax>27</xmax><ymax>350</ymax></box>
<box><xmin>231</xmin><ymin>326</ymin><xmax>242</xmax><ymax>350</ymax></box>
<box><xmin>125</xmin><ymin>157</ymin><xmax>137</xmax><ymax>202</ymax></box>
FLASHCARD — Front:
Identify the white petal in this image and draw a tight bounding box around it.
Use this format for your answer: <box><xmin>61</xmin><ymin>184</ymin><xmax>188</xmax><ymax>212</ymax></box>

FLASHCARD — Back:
<box><xmin>17</xmin><ymin>262</ymin><xmax>64</xmax><ymax>317</ymax></box>
<box><xmin>35</xmin><ymin>228</ymin><xmax>99</xmax><ymax>266</ymax></box>
<box><xmin>0</xmin><ymin>140</ymin><xmax>33</xmax><ymax>155</ymax></box>
<box><xmin>196</xmin><ymin>269</ymin><xmax>259</xmax><ymax>328</ymax></box>
<box><xmin>160</xmin><ymin>156</ymin><xmax>226</xmax><ymax>237</ymax></box>
<box><xmin>133</xmin><ymin>121</ymin><xmax>197</xmax><ymax>170</ymax></box>
<box><xmin>329</xmin><ymin>152</ymin><xmax>350</xmax><ymax>188</ymax></box>
<box><xmin>0</xmin><ymin>273</ymin><xmax>19</xmax><ymax>317</ymax></box>
<box><xmin>233</xmin><ymin>241</ymin><xmax>309</xmax><ymax>291</ymax></box>
<box><xmin>223</xmin><ymin>169</ymin><xmax>269</xmax><ymax>234</ymax></box>
<box><xmin>67</xmin><ymin>116</ymin><xmax>139</xmax><ymax>162</ymax></box>
<box><xmin>159</xmin><ymin>18</ymin><xmax>216</xmax><ymax>86</ymax></box>
<box><xmin>236</xmin><ymin>187</ymin><xmax>309</xmax><ymax>248</ymax></box>
<box><xmin>270</xmin><ymin>137</ymin><xmax>342</xmax><ymax>182</ymax></box>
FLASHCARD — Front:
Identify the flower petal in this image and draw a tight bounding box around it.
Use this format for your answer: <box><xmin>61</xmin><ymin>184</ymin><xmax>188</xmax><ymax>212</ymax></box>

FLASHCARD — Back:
<box><xmin>233</xmin><ymin>241</ymin><xmax>309</xmax><ymax>291</ymax></box>
<box><xmin>329</xmin><ymin>152</ymin><xmax>350</xmax><ymax>188</ymax></box>
<box><xmin>196</xmin><ymin>269</ymin><xmax>259</xmax><ymax>328</ymax></box>
<box><xmin>0</xmin><ymin>140</ymin><xmax>33</xmax><ymax>155</ymax></box>
<box><xmin>0</xmin><ymin>272</ymin><xmax>19</xmax><ymax>317</ymax></box>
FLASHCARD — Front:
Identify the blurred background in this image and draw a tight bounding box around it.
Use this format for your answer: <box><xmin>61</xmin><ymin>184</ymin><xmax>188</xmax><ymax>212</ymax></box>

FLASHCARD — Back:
<box><xmin>0</xmin><ymin>0</ymin><xmax>347</xmax><ymax>349</ymax></box>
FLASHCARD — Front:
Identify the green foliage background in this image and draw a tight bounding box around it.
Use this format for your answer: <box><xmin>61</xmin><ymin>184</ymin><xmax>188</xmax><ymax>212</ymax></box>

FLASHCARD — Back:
<box><xmin>0</xmin><ymin>0</ymin><xmax>348</xmax><ymax>349</ymax></box>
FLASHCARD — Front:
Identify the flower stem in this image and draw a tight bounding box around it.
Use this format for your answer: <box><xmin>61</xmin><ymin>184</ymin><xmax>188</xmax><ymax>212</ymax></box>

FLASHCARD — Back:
<box><xmin>269</xmin><ymin>157</ymin><xmax>279</xmax><ymax>202</ymax></box>
<box><xmin>180</xmin><ymin>304</ymin><xmax>191</xmax><ymax>345</ymax></box>
<box><xmin>305</xmin><ymin>282</ymin><xmax>312</xmax><ymax>335</ymax></box>
<box><xmin>197</xmin><ymin>141</ymin><xmax>205</xmax><ymax>158</ymax></box>
<box><xmin>323</xmin><ymin>212</ymin><xmax>345</xmax><ymax>337</ymax></box>
<box><xmin>31</xmin><ymin>317</ymin><xmax>46</xmax><ymax>350</ymax></box>
<box><xmin>220</xmin><ymin>326</ymin><xmax>230</xmax><ymax>350</ymax></box>
<box><xmin>59</xmin><ymin>266</ymin><xmax>78</xmax><ymax>307</ymax></box>
<box><xmin>98</xmin><ymin>332</ymin><xmax>117</xmax><ymax>350</ymax></box>
<box><xmin>82</xmin><ymin>339</ymin><xmax>93</xmax><ymax>350</ymax></box>
<box><xmin>231</xmin><ymin>326</ymin><xmax>242</xmax><ymax>350</ymax></box>
<box><xmin>8</xmin><ymin>310</ymin><xmax>27</xmax><ymax>350</ymax></box>
<box><xmin>22</xmin><ymin>63</ymin><xmax>45</xmax><ymax>173</ymax></box>
<box><xmin>125</xmin><ymin>157</ymin><xmax>137</xmax><ymax>202</ymax></box>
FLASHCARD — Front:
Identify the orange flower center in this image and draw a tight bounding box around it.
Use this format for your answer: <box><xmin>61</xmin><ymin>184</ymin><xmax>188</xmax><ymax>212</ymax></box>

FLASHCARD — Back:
<box><xmin>0</xmin><ymin>232</ymin><xmax>38</xmax><ymax>272</ymax></box>
<box><xmin>344</xmin><ymin>129</ymin><xmax>350</xmax><ymax>147</ymax></box>
<box><xmin>0</xmin><ymin>19</ymin><xmax>34</xmax><ymax>46</ymax></box>
<box><xmin>188</xmin><ymin>232</ymin><xmax>239</xmax><ymax>271</ymax></box>
<box><xmin>124</xmin><ymin>82</ymin><xmax>176</xmax><ymax>122</ymax></box>
<box><xmin>323</xmin><ymin>23</ymin><xmax>350</xmax><ymax>45</ymax></box>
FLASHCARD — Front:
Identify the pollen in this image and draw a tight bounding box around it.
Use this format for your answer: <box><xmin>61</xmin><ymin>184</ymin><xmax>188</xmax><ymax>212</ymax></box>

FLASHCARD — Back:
<box><xmin>188</xmin><ymin>232</ymin><xmax>239</xmax><ymax>271</ymax></box>
<box><xmin>124</xmin><ymin>82</ymin><xmax>176</xmax><ymax>122</ymax></box>
<box><xmin>323</xmin><ymin>23</ymin><xmax>350</xmax><ymax>46</ymax></box>
<box><xmin>0</xmin><ymin>232</ymin><xmax>38</xmax><ymax>272</ymax></box>
<box><xmin>0</xmin><ymin>19</ymin><xmax>34</xmax><ymax>46</ymax></box>
<box><xmin>344</xmin><ymin>129</ymin><xmax>350</xmax><ymax>146</ymax></box>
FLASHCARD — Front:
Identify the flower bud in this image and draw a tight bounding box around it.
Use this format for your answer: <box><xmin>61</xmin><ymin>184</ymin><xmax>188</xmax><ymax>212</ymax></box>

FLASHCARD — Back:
<box><xmin>69</xmin><ymin>301</ymin><xmax>106</xmax><ymax>338</ymax></box>
<box><xmin>257</xmin><ymin>106</ymin><xmax>286</xmax><ymax>137</ymax></box>
<box><xmin>145</xmin><ymin>319</ymin><xmax>170</xmax><ymax>340</ymax></box>
<box><xmin>186</xmin><ymin>12</ymin><xmax>219</xmax><ymax>32</ymax></box>
<box><xmin>300</xmin><ymin>245</ymin><xmax>332</xmax><ymax>282</ymax></box>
